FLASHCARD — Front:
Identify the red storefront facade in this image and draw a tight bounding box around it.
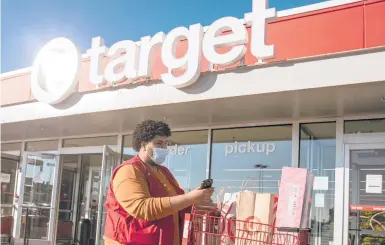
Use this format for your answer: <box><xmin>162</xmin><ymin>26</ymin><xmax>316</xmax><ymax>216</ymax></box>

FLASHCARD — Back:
<box><xmin>1</xmin><ymin>1</ymin><xmax>385</xmax><ymax>245</ymax></box>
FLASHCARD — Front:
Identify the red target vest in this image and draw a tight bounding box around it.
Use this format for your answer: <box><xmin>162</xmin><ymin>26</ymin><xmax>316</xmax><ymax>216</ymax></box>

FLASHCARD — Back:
<box><xmin>104</xmin><ymin>156</ymin><xmax>190</xmax><ymax>245</ymax></box>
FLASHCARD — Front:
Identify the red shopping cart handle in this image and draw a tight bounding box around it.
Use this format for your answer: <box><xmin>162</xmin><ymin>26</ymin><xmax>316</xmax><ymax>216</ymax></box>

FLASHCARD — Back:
<box><xmin>277</xmin><ymin>227</ymin><xmax>311</xmax><ymax>232</ymax></box>
<box><xmin>192</xmin><ymin>205</ymin><xmax>220</xmax><ymax>216</ymax></box>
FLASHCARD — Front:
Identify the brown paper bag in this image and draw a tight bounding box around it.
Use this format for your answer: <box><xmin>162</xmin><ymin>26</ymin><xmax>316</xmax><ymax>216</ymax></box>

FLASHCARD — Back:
<box><xmin>235</xmin><ymin>192</ymin><xmax>277</xmax><ymax>245</ymax></box>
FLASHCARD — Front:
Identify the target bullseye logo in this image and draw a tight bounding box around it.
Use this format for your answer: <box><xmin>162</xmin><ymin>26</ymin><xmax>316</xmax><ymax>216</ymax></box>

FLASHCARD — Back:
<box><xmin>31</xmin><ymin>37</ymin><xmax>82</xmax><ymax>105</ymax></box>
<box><xmin>244</xmin><ymin>216</ymin><xmax>262</xmax><ymax>233</ymax></box>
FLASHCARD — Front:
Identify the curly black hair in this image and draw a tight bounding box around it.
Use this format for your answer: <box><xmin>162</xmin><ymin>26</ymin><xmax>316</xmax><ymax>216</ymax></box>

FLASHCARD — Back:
<box><xmin>132</xmin><ymin>120</ymin><xmax>171</xmax><ymax>152</ymax></box>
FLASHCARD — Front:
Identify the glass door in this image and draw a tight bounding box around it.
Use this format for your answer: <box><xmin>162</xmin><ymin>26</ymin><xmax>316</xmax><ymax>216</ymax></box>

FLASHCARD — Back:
<box><xmin>13</xmin><ymin>152</ymin><xmax>61</xmax><ymax>245</ymax></box>
<box><xmin>95</xmin><ymin>146</ymin><xmax>119</xmax><ymax>245</ymax></box>
<box><xmin>56</xmin><ymin>154</ymin><xmax>80</xmax><ymax>245</ymax></box>
<box><xmin>1</xmin><ymin>153</ymin><xmax>19</xmax><ymax>244</ymax></box>
<box><xmin>86</xmin><ymin>166</ymin><xmax>102</xmax><ymax>245</ymax></box>
<box><xmin>55</xmin><ymin>153</ymin><xmax>111</xmax><ymax>245</ymax></box>
<box><xmin>346</xmin><ymin>143</ymin><xmax>385</xmax><ymax>245</ymax></box>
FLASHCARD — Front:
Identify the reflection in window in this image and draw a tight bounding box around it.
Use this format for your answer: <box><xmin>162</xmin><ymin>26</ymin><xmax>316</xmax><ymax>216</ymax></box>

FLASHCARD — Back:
<box><xmin>300</xmin><ymin>122</ymin><xmax>336</xmax><ymax>245</ymax></box>
<box><xmin>1</xmin><ymin>156</ymin><xmax>19</xmax><ymax>215</ymax></box>
<box><xmin>21</xmin><ymin>154</ymin><xmax>58</xmax><ymax>240</ymax></box>
<box><xmin>122</xmin><ymin>136</ymin><xmax>136</xmax><ymax>161</ymax></box>
<box><xmin>23</xmin><ymin>155</ymin><xmax>56</xmax><ymax>206</ymax></box>
<box><xmin>165</xmin><ymin>131</ymin><xmax>208</xmax><ymax>192</ymax></box>
<box><xmin>57</xmin><ymin>166</ymin><xmax>76</xmax><ymax>241</ymax></box>
<box><xmin>348</xmin><ymin>149</ymin><xmax>385</xmax><ymax>245</ymax></box>
<box><xmin>344</xmin><ymin>118</ymin><xmax>385</xmax><ymax>134</ymax></box>
<box><xmin>123</xmin><ymin>131</ymin><xmax>208</xmax><ymax>192</ymax></box>
<box><xmin>1</xmin><ymin>148</ymin><xmax>20</xmax><ymax>238</ymax></box>
<box><xmin>211</xmin><ymin>125</ymin><xmax>292</xmax><ymax>197</ymax></box>
<box><xmin>20</xmin><ymin>207</ymin><xmax>50</xmax><ymax>239</ymax></box>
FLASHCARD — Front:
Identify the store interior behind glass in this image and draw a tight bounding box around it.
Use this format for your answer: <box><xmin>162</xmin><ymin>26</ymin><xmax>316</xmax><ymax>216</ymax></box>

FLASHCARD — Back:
<box><xmin>1</xmin><ymin>118</ymin><xmax>385</xmax><ymax>245</ymax></box>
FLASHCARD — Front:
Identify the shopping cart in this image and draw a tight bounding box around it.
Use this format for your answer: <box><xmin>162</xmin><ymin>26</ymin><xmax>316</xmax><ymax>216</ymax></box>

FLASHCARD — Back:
<box><xmin>182</xmin><ymin>208</ymin><xmax>311</xmax><ymax>245</ymax></box>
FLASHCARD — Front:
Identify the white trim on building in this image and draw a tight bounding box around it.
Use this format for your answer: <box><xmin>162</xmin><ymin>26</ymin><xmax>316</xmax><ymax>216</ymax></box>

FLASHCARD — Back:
<box><xmin>2</xmin><ymin>49</ymin><xmax>385</xmax><ymax>124</ymax></box>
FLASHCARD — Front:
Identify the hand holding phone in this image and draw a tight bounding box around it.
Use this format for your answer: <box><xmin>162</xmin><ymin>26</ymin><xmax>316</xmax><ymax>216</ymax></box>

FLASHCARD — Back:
<box><xmin>200</xmin><ymin>179</ymin><xmax>213</xmax><ymax>189</ymax></box>
<box><xmin>187</xmin><ymin>182</ymin><xmax>215</xmax><ymax>205</ymax></box>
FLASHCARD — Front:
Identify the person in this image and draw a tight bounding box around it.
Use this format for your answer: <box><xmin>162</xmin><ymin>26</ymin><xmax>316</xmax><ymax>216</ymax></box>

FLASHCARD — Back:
<box><xmin>104</xmin><ymin>120</ymin><xmax>215</xmax><ymax>245</ymax></box>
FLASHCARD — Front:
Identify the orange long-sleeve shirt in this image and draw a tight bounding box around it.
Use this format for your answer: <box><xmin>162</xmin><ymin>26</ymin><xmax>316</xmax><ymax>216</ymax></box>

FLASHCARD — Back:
<box><xmin>104</xmin><ymin>164</ymin><xmax>180</xmax><ymax>245</ymax></box>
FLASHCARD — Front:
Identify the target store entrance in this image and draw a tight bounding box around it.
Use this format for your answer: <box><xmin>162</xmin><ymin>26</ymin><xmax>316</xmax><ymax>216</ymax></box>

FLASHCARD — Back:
<box><xmin>13</xmin><ymin>146</ymin><xmax>121</xmax><ymax>245</ymax></box>
<box><xmin>345</xmin><ymin>135</ymin><xmax>385</xmax><ymax>245</ymax></box>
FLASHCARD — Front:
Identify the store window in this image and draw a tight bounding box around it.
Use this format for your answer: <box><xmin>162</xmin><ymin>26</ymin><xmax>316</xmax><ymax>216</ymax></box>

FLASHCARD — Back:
<box><xmin>1</xmin><ymin>155</ymin><xmax>19</xmax><ymax>217</ymax></box>
<box><xmin>211</xmin><ymin>125</ymin><xmax>292</xmax><ymax>196</ymax></box>
<box><xmin>63</xmin><ymin>136</ymin><xmax>117</xmax><ymax>147</ymax></box>
<box><xmin>1</xmin><ymin>142</ymin><xmax>21</xmax><ymax>241</ymax></box>
<box><xmin>165</xmin><ymin>131</ymin><xmax>208</xmax><ymax>192</ymax></box>
<box><xmin>26</xmin><ymin>140</ymin><xmax>58</xmax><ymax>151</ymax></box>
<box><xmin>299</xmin><ymin>122</ymin><xmax>336</xmax><ymax>245</ymax></box>
<box><xmin>123</xmin><ymin>130</ymin><xmax>209</xmax><ymax>192</ymax></box>
<box><xmin>344</xmin><ymin>118</ymin><xmax>385</xmax><ymax>134</ymax></box>
<box><xmin>122</xmin><ymin>136</ymin><xmax>136</xmax><ymax>161</ymax></box>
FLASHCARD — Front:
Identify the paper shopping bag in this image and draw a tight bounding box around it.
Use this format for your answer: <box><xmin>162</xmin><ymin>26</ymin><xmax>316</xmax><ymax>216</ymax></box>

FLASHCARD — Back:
<box><xmin>276</xmin><ymin>167</ymin><xmax>314</xmax><ymax>229</ymax></box>
<box><xmin>217</xmin><ymin>191</ymin><xmax>237</xmax><ymax>245</ymax></box>
<box><xmin>222</xmin><ymin>193</ymin><xmax>237</xmax><ymax>216</ymax></box>
<box><xmin>235</xmin><ymin>192</ymin><xmax>277</xmax><ymax>245</ymax></box>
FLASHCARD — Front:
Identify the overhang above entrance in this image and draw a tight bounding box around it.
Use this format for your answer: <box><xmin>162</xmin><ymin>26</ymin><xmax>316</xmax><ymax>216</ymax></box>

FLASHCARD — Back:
<box><xmin>2</xmin><ymin>80</ymin><xmax>385</xmax><ymax>141</ymax></box>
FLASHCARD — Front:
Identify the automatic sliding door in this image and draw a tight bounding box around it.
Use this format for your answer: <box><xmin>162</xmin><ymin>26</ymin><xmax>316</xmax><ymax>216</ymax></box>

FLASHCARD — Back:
<box><xmin>346</xmin><ymin>144</ymin><xmax>385</xmax><ymax>245</ymax></box>
<box><xmin>95</xmin><ymin>146</ymin><xmax>119</xmax><ymax>245</ymax></box>
<box><xmin>56</xmin><ymin>154</ymin><xmax>80</xmax><ymax>244</ymax></box>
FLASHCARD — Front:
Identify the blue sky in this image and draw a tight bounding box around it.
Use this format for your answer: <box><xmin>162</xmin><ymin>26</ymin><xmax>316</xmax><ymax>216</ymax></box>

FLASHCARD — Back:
<box><xmin>1</xmin><ymin>0</ymin><xmax>324</xmax><ymax>73</ymax></box>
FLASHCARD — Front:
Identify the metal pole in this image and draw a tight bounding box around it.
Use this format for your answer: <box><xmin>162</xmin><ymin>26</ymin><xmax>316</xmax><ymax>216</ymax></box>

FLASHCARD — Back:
<box><xmin>255</xmin><ymin>164</ymin><xmax>267</xmax><ymax>193</ymax></box>
<box><xmin>77</xmin><ymin>218</ymin><xmax>91</xmax><ymax>245</ymax></box>
<box><xmin>23</xmin><ymin>207</ymin><xmax>30</xmax><ymax>245</ymax></box>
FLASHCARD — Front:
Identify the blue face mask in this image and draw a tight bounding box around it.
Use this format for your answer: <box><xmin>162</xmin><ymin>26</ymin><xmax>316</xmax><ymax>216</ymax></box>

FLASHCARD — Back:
<box><xmin>150</xmin><ymin>147</ymin><xmax>169</xmax><ymax>165</ymax></box>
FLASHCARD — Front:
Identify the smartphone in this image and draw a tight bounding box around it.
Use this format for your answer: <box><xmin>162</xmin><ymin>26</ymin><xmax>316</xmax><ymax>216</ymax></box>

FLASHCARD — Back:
<box><xmin>200</xmin><ymin>179</ymin><xmax>213</xmax><ymax>189</ymax></box>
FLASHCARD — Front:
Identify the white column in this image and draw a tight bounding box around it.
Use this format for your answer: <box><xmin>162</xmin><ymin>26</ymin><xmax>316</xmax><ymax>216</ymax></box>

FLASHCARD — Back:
<box><xmin>333</xmin><ymin>118</ymin><xmax>345</xmax><ymax>245</ymax></box>
<box><xmin>291</xmin><ymin>121</ymin><xmax>300</xmax><ymax>167</ymax></box>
